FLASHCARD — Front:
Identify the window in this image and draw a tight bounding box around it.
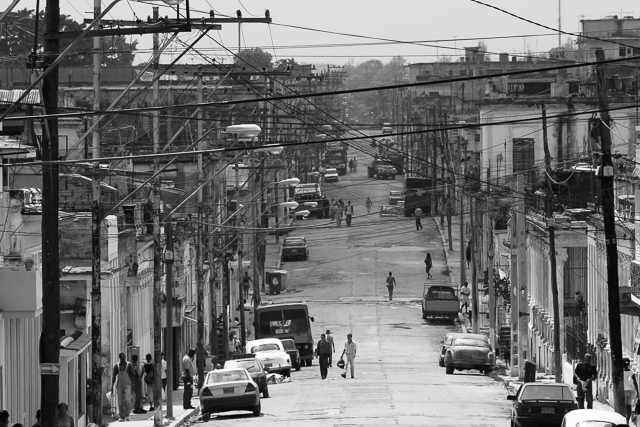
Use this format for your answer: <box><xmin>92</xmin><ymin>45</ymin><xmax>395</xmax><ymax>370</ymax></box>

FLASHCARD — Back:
<box><xmin>513</xmin><ymin>138</ymin><xmax>535</xmax><ymax>185</ymax></box>
<box><xmin>620</xmin><ymin>47</ymin><xmax>627</xmax><ymax>57</ymax></box>
<box><xmin>460</xmin><ymin>70</ymin><xmax>468</xmax><ymax>76</ymax></box>
<box><xmin>521</xmin><ymin>385</ymin><xmax>573</xmax><ymax>400</ymax></box>
<box><xmin>448</xmin><ymin>70</ymin><xmax>454</xmax><ymax>76</ymax></box>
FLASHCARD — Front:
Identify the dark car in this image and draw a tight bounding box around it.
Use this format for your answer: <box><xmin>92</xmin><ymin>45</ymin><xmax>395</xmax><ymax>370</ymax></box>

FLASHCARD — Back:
<box><xmin>282</xmin><ymin>237</ymin><xmax>309</xmax><ymax>261</ymax></box>
<box><xmin>444</xmin><ymin>335</ymin><xmax>495</xmax><ymax>375</ymax></box>
<box><xmin>508</xmin><ymin>383</ymin><xmax>578</xmax><ymax>427</ymax></box>
<box><xmin>280</xmin><ymin>339</ymin><xmax>301</xmax><ymax>371</ymax></box>
<box><xmin>224</xmin><ymin>358</ymin><xmax>270</xmax><ymax>398</ymax></box>
<box><xmin>438</xmin><ymin>333</ymin><xmax>465</xmax><ymax>367</ymax></box>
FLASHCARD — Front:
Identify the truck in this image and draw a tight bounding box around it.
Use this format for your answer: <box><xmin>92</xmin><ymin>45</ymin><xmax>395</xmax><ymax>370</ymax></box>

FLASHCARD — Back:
<box><xmin>367</xmin><ymin>158</ymin><xmax>397</xmax><ymax>180</ymax></box>
<box><xmin>422</xmin><ymin>283</ymin><xmax>459</xmax><ymax>321</ymax></box>
<box><xmin>293</xmin><ymin>183</ymin><xmax>327</xmax><ymax>219</ymax></box>
<box><xmin>324</xmin><ymin>146</ymin><xmax>347</xmax><ymax>175</ymax></box>
<box><xmin>403</xmin><ymin>176</ymin><xmax>434</xmax><ymax>217</ymax></box>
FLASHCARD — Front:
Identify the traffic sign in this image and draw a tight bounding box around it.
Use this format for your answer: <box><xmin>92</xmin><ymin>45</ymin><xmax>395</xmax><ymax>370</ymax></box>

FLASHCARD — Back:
<box><xmin>41</xmin><ymin>363</ymin><xmax>60</xmax><ymax>375</ymax></box>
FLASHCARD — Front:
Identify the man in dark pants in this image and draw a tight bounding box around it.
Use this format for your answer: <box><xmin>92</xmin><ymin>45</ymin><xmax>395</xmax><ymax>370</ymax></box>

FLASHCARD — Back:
<box><xmin>315</xmin><ymin>333</ymin><xmax>332</xmax><ymax>379</ymax></box>
<box><xmin>182</xmin><ymin>348</ymin><xmax>196</xmax><ymax>409</ymax></box>
<box><xmin>574</xmin><ymin>353</ymin><xmax>598</xmax><ymax>409</ymax></box>
<box><xmin>131</xmin><ymin>354</ymin><xmax>147</xmax><ymax>414</ymax></box>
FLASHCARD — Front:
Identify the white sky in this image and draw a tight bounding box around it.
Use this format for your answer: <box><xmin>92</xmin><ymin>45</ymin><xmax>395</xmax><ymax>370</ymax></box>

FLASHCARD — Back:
<box><xmin>9</xmin><ymin>0</ymin><xmax>640</xmax><ymax>65</ymax></box>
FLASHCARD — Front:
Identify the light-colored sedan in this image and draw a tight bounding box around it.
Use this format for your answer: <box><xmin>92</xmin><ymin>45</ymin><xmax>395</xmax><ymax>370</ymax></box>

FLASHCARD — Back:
<box><xmin>324</xmin><ymin>168</ymin><xmax>339</xmax><ymax>182</ymax></box>
<box><xmin>199</xmin><ymin>368</ymin><xmax>261</xmax><ymax>417</ymax></box>
<box><xmin>246</xmin><ymin>338</ymin><xmax>292</xmax><ymax>377</ymax></box>
<box><xmin>561</xmin><ymin>409</ymin><xmax>626</xmax><ymax>427</ymax></box>
<box><xmin>444</xmin><ymin>335</ymin><xmax>495</xmax><ymax>375</ymax></box>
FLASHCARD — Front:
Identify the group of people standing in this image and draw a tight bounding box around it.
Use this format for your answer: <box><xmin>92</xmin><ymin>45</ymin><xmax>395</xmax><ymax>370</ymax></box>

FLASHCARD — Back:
<box><xmin>0</xmin><ymin>404</ymin><xmax>73</xmax><ymax>427</ymax></box>
<box><xmin>348</xmin><ymin>158</ymin><xmax>358</xmax><ymax>173</ymax></box>
<box><xmin>328</xmin><ymin>199</ymin><xmax>355</xmax><ymax>227</ymax></box>
<box><xmin>111</xmin><ymin>352</ymin><xmax>167</xmax><ymax>421</ymax></box>
<box><xmin>315</xmin><ymin>330</ymin><xmax>357</xmax><ymax>380</ymax></box>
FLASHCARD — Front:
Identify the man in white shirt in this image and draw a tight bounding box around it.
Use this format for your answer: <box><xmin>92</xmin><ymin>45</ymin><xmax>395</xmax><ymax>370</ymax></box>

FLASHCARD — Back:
<box><xmin>182</xmin><ymin>348</ymin><xmax>196</xmax><ymax>409</ymax></box>
<box><xmin>340</xmin><ymin>333</ymin><xmax>358</xmax><ymax>379</ymax></box>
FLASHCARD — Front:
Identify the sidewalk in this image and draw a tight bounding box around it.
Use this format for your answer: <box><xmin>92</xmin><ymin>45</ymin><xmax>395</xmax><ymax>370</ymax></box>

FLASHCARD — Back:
<box><xmin>105</xmin><ymin>386</ymin><xmax>199</xmax><ymax>427</ymax></box>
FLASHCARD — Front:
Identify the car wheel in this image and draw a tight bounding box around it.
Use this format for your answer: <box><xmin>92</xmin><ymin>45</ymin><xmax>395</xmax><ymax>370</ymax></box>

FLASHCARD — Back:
<box><xmin>262</xmin><ymin>386</ymin><xmax>269</xmax><ymax>398</ymax></box>
<box><xmin>295</xmin><ymin>363</ymin><xmax>301</xmax><ymax>371</ymax></box>
<box><xmin>283</xmin><ymin>369</ymin><xmax>291</xmax><ymax>377</ymax></box>
<box><xmin>305</xmin><ymin>359</ymin><xmax>312</xmax><ymax>367</ymax></box>
<box><xmin>253</xmin><ymin>401</ymin><xmax>261</xmax><ymax>417</ymax></box>
<box><xmin>484</xmin><ymin>368</ymin><xmax>492</xmax><ymax>376</ymax></box>
<box><xmin>438</xmin><ymin>358</ymin><xmax>444</xmax><ymax>367</ymax></box>
<box><xmin>445</xmin><ymin>365</ymin><xmax>454</xmax><ymax>375</ymax></box>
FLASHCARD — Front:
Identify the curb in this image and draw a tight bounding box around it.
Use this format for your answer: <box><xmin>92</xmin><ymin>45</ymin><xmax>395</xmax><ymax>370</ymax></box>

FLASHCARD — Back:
<box><xmin>172</xmin><ymin>407</ymin><xmax>199</xmax><ymax>427</ymax></box>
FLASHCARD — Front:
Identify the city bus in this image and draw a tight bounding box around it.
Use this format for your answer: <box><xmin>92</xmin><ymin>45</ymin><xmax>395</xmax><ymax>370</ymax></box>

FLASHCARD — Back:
<box><xmin>254</xmin><ymin>303</ymin><xmax>315</xmax><ymax>366</ymax></box>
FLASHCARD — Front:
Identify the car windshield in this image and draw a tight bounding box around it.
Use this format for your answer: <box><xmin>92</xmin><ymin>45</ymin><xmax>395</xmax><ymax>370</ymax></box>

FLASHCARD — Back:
<box><xmin>251</xmin><ymin>343</ymin><xmax>280</xmax><ymax>352</ymax></box>
<box><xmin>452</xmin><ymin>338</ymin><xmax>489</xmax><ymax>348</ymax></box>
<box><xmin>284</xmin><ymin>239</ymin><xmax>305</xmax><ymax>246</ymax></box>
<box><xmin>520</xmin><ymin>385</ymin><xmax>573</xmax><ymax>401</ymax></box>
<box><xmin>258</xmin><ymin>308</ymin><xmax>310</xmax><ymax>335</ymax></box>
<box><xmin>282</xmin><ymin>340</ymin><xmax>296</xmax><ymax>350</ymax></box>
<box><xmin>225</xmin><ymin>360</ymin><xmax>260</xmax><ymax>373</ymax></box>
<box><xmin>326</xmin><ymin>169</ymin><xmax>337</xmax><ymax>174</ymax></box>
<box><xmin>205</xmin><ymin>369</ymin><xmax>248</xmax><ymax>385</ymax></box>
<box><xmin>427</xmin><ymin>288</ymin><xmax>456</xmax><ymax>299</ymax></box>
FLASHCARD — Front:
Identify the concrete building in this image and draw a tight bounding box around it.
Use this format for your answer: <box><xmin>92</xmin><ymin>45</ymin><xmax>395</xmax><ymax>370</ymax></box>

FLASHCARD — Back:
<box><xmin>578</xmin><ymin>16</ymin><xmax>640</xmax><ymax>62</ymax></box>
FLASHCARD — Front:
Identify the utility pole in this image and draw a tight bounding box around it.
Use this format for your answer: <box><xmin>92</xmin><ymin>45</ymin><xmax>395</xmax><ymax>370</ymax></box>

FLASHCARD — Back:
<box><xmin>459</xmin><ymin>134</ymin><xmax>466</xmax><ymax>292</ymax></box>
<box><xmin>470</xmin><ymin>197</ymin><xmax>478</xmax><ymax>333</ymax></box>
<box><xmin>41</xmin><ymin>0</ymin><xmax>61</xmax><ymax>424</ymax></box>
<box><xmin>151</xmin><ymin>6</ymin><xmax>163</xmax><ymax>421</ymax></box>
<box><xmin>90</xmin><ymin>0</ymin><xmax>103</xmax><ymax>422</ymax></box>
<box><xmin>486</xmin><ymin>195</ymin><xmax>496</xmax><ymax>352</ymax></box>
<box><xmin>516</xmin><ymin>174</ymin><xmax>528</xmax><ymax>381</ymax></box>
<box><xmin>196</xmin><ymin>67</ymin><xmax>206</xmax><ymax>388</ymax></box>
<box><xmin>595</xmin><ymin>48</ymin><xmax>625</xmax><ymax>415</ymax></box>
<box><xmin>164</xmin><ymin>212</ymin><xmax>175</xmax><ymax>418</ymax></box>
<box><xmin>542</xmin><ymin>102</ymin><xmax>562</xmax><ymax>383</ymax></box>
<box><xmin>510</xmin><ymin>176</ymin><xmax>519</xmax><ymax>378</ymax></box>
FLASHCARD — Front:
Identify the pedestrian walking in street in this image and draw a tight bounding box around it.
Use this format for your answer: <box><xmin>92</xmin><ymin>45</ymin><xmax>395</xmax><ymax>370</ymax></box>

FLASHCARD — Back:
<box><xmin>57</xmin><ymin>403</ymin><xmax>74</xmax><ymax>427</ymax></box>
<box><xmin>161</xmin><ymin>352</ymin><xmax>167</xmax><ymax>402</ymax></box>
<box><xmin>424</xmin><ymin>253</ymin><xmax>433</xmax><ymax>279</ymax></box>
<box><xmin>326</xmin><ymin>330</ymin><xmax>335</xmax><ymax>367</ymax></box>
<box><xmin>340</xmin><ymin>333</ymin><xmax>357</xmax><ymax>379</ymax></box>
<box><xmin>414</xmin><ymin>207</ymin><xmax>423</xmax><ymax>230</ymax></box>
<box><xmin>112</xmin><ymin>352</ymin><xmax>134</xmax><ymax>421</ymax></box>
<box><xmin>573</xmin><ymin>353</ymin><xmax>598</xmax><ymax>409</ymax></box>
<box><xmin>460</xmin><ymin>282</ymin><xmax>471</xmax><ymax>313</ymax></box>
<box><xmin>348</xmin><ymin>159</ymin><xmax>354</xmax><ymax>172</ymax></box>
<box><xmin>182</xmin><ymin>348</ymin><xmax>196</xmax><ymax>409</ymax></box>
<box><xmin>365</xmin><ymin>197</ymin><xmax>372</xmax><ymax>214</ymax></box>
<box><xmin>329</xmin><ymin>199</ymin><xmax>337</xmax><ymax>221</ymax></box>
<box><xmin>338</xmin><ymin>198</ymin><xmax>345</xmax><ymax>208</ymax></box>
<box><xmin>336</xmin><ymin>204</ymin><xmax>344</xmax><ymax>227</ymax></box>
<box><xmin>322</xmin><ymin>196</ymin><xmax>330</xmax><ymax>219</ymax></box>
<box><xmin>241</xmin><ymin>271</ymin><xmax>253</xmax><ymax>300</ymax></box>
<box><xmin>386</xmin><ymin>272</ymin><xmax>396</xmax><ymax>301</ymax></box>
<box><xmin>345</xmin><ymin>201</ymin><xmax>354</xmax><ymax>227</ymax></box>
<box><xmin>131</xmin><ymin>354</ymin><xmax>147</xmax><ymax>414</ymax></box>
<box><xmin>315</xmin><ymin>333</ymin><xmax>332</xmax><ymax>379</ymax></box>
<box><xmin>624</xmin><ymin>358</ymin><xmax>637</xmax><ymax>424</ymax></box>
<box><xmin>353</xmin><ymin>157</ymin><xmax>358</xmax><ymax>172</ymax></box>
<box><xmin>143</xmin><ymin>354</ymin><xmax>155</xmax><ymax>411</ymax></box>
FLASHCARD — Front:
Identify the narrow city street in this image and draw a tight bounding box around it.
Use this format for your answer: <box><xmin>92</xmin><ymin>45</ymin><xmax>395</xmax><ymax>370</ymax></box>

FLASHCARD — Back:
<box><xmin>201</xmin><ymin>150</ymin><xmax>511</xmax><ymax>426</ymax></box>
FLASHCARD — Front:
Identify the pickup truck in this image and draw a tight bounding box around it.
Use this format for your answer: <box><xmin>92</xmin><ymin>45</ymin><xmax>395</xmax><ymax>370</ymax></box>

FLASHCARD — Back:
<box><xmin>422</xmin><ymin>283</ymin><xmax>459</xmax><ymax>321</ymax></box>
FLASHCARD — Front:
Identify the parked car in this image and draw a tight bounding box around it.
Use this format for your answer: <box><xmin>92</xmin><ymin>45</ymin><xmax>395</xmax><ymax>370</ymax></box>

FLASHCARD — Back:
<box><xmin>223</xmin><ymin>358</ymin><xmax>269</xmax><ymax>398</ymax></box>
<box><xmin>438</xmin><ymin>332</ymin><xmax>465</xmax><ymax>367</ymax></box>
<box><xmin>444</xmin><ymin>335</ymin><xmax>495</xmax><ymax>375</ymax></box>
<box><xmin>561</xmin><ymin>409</ymin><xmax>626</xmax><ymax>427</ymax></box>
<box><xmin>389</xmin><ymin>190</ymin><xmax>404</xmax><ymax>205</ymax></box>
<box><xmin>422</xmin><ymin>284</ymin><xmax>459</xmax><ymax>321</ymax></box>
<box><xmin>199</xmin><ymin>368</ymin><xmax>261</xmax><ymax>417</ymax></box>
<box><xmin>246</xmin><ymin>338</ymin><xmax>292</xmax><ymax>377</ymax></box>
<box><xmin>324</xmin><ymin>168</ymin><xmax>339</xmax><ymax>182</ymax></box>
<box><xmin>379</xmin><ymin>205</ymin><xmax>401</xmax><ymax>217</ymax></box>
<box><xmin>508</xmin><ymin>382</ymin><xmax>578</xmax><ymax>427</ymax></box>
<box><xmin>281</xmin><ymin>237</ymin><xmax>309</xmax><ymax>261</ymax></box>
<box><xmin>280</xmin><ymin>338</ymin><xmax>301</xmax><ymax>371</ymax></box>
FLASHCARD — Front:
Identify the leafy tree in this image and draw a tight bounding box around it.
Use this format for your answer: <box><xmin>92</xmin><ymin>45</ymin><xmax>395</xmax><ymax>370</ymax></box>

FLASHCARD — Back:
<box><xmin>274</xmin><ymin>58</ymin><xmax>300</xmax><ymax>72</ymax></box>
<box><xmin>234</xmin><ymin>48</ymin><xmax>273</xmax><ymax>71</ymax></box>
<box><xmin>3</xmin><ymin>8</ymin><xmax>137</xmax><ymax>68</ymax></box>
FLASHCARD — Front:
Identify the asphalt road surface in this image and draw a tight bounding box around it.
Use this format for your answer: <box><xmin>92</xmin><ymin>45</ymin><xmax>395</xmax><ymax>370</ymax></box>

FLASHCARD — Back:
<box><xmin>204</xmin><ymin>148</ymin><xmax>511</xmax><ymax>426</ymax></box>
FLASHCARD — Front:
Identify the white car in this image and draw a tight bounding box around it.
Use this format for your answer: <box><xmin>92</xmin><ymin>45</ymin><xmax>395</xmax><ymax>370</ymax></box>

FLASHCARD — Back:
<box><xmin>199</xmin><ymin>368</ymin><xmax>261</xmax><ymax>417</ymax></box>
<box><xmin>561</xmin><ymin>409</ymin><xmax>626</xmax><ymax>427</ymax></box>
<box><xmin>246</xmin><ymin>338</ymin><xmax>292</xmax><ymax>377</ymax></box>
<box><xmin>324</xmin><ymin>168</ymin><xmax>339</xmax><ymax>182</ymax></box>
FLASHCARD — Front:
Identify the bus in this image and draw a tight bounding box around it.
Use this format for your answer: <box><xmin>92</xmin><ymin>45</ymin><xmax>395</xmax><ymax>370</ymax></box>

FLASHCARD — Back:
<box><xmin>254</xmin><ymin>303</ymin><xmax>315</xmax><ymax>366</ymax></box>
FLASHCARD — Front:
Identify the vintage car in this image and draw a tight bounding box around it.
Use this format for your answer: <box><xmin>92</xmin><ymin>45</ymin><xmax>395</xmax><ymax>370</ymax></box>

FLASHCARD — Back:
<box><xmin>388</xmin><ymin>190</ymin><xmax>404</xmax><ymax>205</ymax></box>
<box><xmin>199</xmin><ymin>368</ymin><xmax>261</xmax><ymax>417</ymax></box>
<box><xmin>422</xmin><ymin>284</ymin><xmax>459</xmax><ymax>321</ymax></box>
<box><xmin>561</xmin><ymin>409</ymin><xmax>625</xmax><ymax>427</ymax></box>
<box><xmin>324</xmin><ymin>168</ymin><xmax>339</xmax><ymax>182</ymax></box>
<box><xmin>223</xmin><ymin>358</ymin><xmax>270</xmax><ymax>398</ymax></box>
<box><xmin>508</xmin><ymin>382</ymin><xmax>578</xmax><ymax>427</ymax></box>
<box><xmin>444</xmin><ymin>334</ymin><xmax>495</xmax><ymax>375</ymax></box>
<box><xmin>246</xmin><ymin>338</ymin><xmax>292</xmax><ymax>377</ymax></box>
<box><xmin>280</xmin><ymin>338</ymin><xmax>302</xmax><ymax>371</ymax></box>
<box><xmin>281</xmin><ymin>237</ymin><xmax>309</xmax><ymax>261</ymax></box>
<box><xmin>438</xmin><ymin>332</ymin><xmax>465</xmax><ymax>367</ymax></box>
<box><xmin>380</xmin><ymin>205</ymin><xmax>402</xmax><ymax>217</ymax></box>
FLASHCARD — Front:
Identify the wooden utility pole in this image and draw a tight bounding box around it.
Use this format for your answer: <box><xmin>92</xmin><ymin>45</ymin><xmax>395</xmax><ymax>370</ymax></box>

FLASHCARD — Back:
<box><xmin>471</xmin><ymin>197</ymin><xmax>479</xmax><ymax>333</ymax></box>
<box><xmin>595</xmin><ymin>48</ymin><xmax>625</xmax><ymax>415</ymax></box>
<box><xmin>151</xmin><ymin>7</ymin><xmax>163</xmax><ymax>421</ymax></box>
<box><xmin>510</xmin><ymin>177</ymin><xmax>519</xmax><ymax>378</ymax></box>
<box><xmin>459</xmin><ymin>134</ymin><xmax>466</xmax><ymax>291</ymax></box>
<box><xmin>516</xmin><ymin>174</ymin><xmax>529</xmax><ymax>381</ymax></box>
<box><xmin>542</xmin><ymin>102</ymin><xmax>562</xmax><ymax>383</ymax></box>
<box><xmin>90</xmin><ymin>0</ymin><xmax>103</xmax><ymax>421</ymax></box>
<box><xmin>41</xmin><ymin>0</ymin><xmax>61</xmax><ymax>425</ymax></box>
<box><xmin>430</xmin><ymin>109</ymin><xmax>437</xmax><ymax>216</ymax></box>
<box><xmin>196</xmin><ymin>68</ymin><xmax>206</xmax><ymax>388</ymax></box>
<box><xmin>164</xmin><ymin>212</ymin><xmax>175</xmax><ymax>418</ymax></box>
<box><xmin>486</xmin><ymin>196</ymin><xmax>496</xmax><ymax>352</ymax></box>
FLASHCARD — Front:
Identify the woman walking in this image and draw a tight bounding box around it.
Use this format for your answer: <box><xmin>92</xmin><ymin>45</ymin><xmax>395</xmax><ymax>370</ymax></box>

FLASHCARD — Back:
<box><xmin>424</xmin><ymin>253</ymin><xmax>433</xmax><ymax>279</ymax></box>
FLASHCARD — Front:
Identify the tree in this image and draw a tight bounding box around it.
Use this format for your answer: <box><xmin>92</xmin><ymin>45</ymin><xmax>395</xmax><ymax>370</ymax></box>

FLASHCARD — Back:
<box><xmin>274</xmin><ymin>58</ymin><xmax>300</xmax><ymax>72</ymax></box>
<box><xmin>477</xmin><ymin>40</ymin><xmax>491</xmax><ymax>61</ymax></box>
<box><xmin>234</xmin><ymin>48</ymin><xmax>273</xmax><ymax>71</ymax></box>
<box><xmin>3</xmin><ymin>8</ymin><xmax>138</xmax><ymax>68</ymax></box>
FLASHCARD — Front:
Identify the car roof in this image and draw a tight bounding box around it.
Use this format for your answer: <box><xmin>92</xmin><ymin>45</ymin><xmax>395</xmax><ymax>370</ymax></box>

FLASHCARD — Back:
<box><xmin>225</xmin><ymin>358</ymin><xmax>259</xmax><ymax>364</ymax></box>
<box><xmin>444</xmin><ymin>332</ymin><xmax>465</xmax><ymax>339</ymax></box>
<box><xmin>246</xmin><ymin>338</ymin><xmax>283</xmax><ymax>347</ymax></box>
<box><xmin>563</xmin><ymin>409</ymin><xmax>626</xmax><ymax>425</ymax></box>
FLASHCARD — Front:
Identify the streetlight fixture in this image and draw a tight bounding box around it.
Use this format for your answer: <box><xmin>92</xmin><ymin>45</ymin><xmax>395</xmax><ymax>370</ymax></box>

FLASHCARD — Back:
<box><xmin>295</xmin><ymin>210</ymin><xmax>311</xmax><ymax>218</ymax></box>
<box><xmin>280</xmin><ymin>201</ymin><xmax>299</xmax><ymax>209</ymax></box>
<box><xmin>255</xmin><ymin>144</ymin><xmax>284</xmax><ymax>155</ymax></box>
<box><xmin>279</xmin><ymin>177</ymin><xmax>300</xmax><ymax>186</ymax></box>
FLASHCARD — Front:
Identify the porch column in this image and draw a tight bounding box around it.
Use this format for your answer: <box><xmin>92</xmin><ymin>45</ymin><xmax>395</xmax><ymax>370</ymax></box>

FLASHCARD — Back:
<box><xmin>554</xmin><ymin>248</ymin><xmax>569</xmax><ymax>360</ymax></box>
